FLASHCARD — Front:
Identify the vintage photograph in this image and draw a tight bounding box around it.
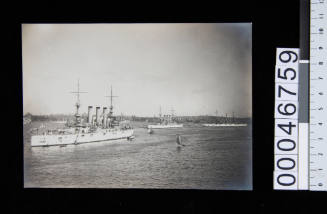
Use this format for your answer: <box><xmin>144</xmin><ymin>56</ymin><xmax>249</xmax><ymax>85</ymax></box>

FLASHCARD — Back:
<box><xmin>23</xmin><ymin>23</ymin><xmax>252</xmax><ymax>190</ymax></box>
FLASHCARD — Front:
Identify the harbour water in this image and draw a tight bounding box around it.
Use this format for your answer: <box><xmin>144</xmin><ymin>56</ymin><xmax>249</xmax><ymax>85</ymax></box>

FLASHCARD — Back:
<box><xmin>24</xmin><ymin>122</ymin><xmax>252</xmax><ymax>190</ymax></box>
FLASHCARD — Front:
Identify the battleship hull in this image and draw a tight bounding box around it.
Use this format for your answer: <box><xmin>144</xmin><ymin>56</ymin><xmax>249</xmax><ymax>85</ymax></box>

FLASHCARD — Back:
<box><xmin>147</xmin><ymin>124</ymin><xmax>183</xmax><ymax>129</ymax></box>
<box><xmin>31</xmin><ymin>129</ymin><xmax>134</xmax><ymax>147</ymax></box>
<box><xmin>202</xmin><ymin>124</ymin><xmax>247</xmax><ymax>127</ymax></box>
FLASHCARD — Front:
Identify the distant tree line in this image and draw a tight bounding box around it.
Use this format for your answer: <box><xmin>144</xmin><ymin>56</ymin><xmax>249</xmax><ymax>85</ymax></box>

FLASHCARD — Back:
<box><xmin>129</xmin><ymin>115</ymin><xmax>251</xmax><ymax>124</ymax></box>
<box><xmin>24</xmin><ymin>113</ymin><xmax>76</xmax><ymax>122</ymax></box>
<box><xmin>174</xmin><ymin>116</ymin><xmax>251</xmax><ymax>124</ymax></box>
<box><xmin>24</xmin><ymin>113</ymin><xmax>251</xmax><ymax>124</ymax></box>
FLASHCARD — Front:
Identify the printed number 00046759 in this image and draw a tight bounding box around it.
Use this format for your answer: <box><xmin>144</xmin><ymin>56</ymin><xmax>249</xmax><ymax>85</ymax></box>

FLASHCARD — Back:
<box><xmin>274</xmin><ymin>48</ymin><xmax>299</xmax><ymax>189</ymax></box>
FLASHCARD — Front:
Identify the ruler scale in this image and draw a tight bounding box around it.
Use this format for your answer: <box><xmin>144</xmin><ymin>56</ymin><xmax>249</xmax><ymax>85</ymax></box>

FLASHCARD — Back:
<box><xmin>298</xmin><ymin>0</ymin><xmax>310</xmax><ymax>190</ymax></box>
<box><xmin>309</xmin><ymin>0</ymin><xmax>327</xmax><ymax>191</ymax></box>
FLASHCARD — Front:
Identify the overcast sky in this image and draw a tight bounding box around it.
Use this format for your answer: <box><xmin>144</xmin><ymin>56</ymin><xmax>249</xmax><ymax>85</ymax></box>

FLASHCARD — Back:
<box><xmin>22</xmin><ymin>23</ymin><xmax>251</xmax><ymax>117</ymax></box>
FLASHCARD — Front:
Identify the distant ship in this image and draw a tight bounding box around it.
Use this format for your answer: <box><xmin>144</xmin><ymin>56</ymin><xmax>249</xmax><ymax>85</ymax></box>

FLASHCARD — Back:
<box><xmin>23</xmin><ymin>117</ymin><xmax>31</xmax><ymax>125</ymax></box>
<box><xmin>202</xmin><ymin>111</ymin><xmax>247</xmax><ymax>127</ymax></box>
<box><xmin>147</xmin><ymin>107</ymin><xmax>183</xmax><ymax>129</ymax></box>
<box><xmin>202</xmin><ymin>123</ymin><xmax>247</xmax><ymax>127</ymax></box>
<box><xmin>31</xmin><ymin>81</ymin><xmax>134</xmax><ymax>147</ymax></box>
<box><xmin>23</xmin><ymin>113</ymin><xmax>32</xmax><ymax>125</ymax></box>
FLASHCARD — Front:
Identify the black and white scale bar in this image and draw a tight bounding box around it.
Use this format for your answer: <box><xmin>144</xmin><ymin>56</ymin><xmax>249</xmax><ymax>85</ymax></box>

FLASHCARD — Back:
<box><xmin>298</xmin><ymin>0</ymin><xmax>310</xmax><ymax>190</ymax></box>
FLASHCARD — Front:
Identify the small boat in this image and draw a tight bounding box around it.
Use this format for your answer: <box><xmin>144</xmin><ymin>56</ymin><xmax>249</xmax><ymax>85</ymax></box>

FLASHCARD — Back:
<box><xmin>127</xmin><ymin>136</ymin><xmax>135</xmax><ymax>141</ymax></box>
<box><xmin>176</xmin><ymin>134</ymin><xmax>185</xmax><ymax>146</ymax></box>
<box><xmin>148</xmin><ymin>128</ymin><xmax>154</xmax><ymax>134</ymax></box>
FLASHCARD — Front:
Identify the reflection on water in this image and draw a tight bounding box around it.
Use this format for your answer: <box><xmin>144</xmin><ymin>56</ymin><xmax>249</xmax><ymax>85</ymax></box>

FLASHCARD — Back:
<box><xmin>176</xmin><ymin>146</ymin><xmax>183</xmax><ymax>153</ymax></box>
<box><xmin>24</xmin><ymin>124</ymin><xmax>252</xmax><ymax>190</ymax></box>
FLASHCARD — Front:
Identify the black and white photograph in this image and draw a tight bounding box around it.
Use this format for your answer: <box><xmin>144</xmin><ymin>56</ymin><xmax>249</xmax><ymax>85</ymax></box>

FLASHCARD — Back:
<box><xmin>23</xmin><ymin>23</ymin><xmax>252</xmax><ymax>190</ymax></box>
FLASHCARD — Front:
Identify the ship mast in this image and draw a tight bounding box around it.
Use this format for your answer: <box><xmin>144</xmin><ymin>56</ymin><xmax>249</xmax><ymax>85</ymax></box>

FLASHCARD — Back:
<box><xmin>105</xmin><ymin>85</ymin><xmax>118</xmax><ymax>117</ymax></box>
<box><xmin>70</xmin><ymin>79</ymin><xmax>87</xmax><ymax>126</ymax></box>
<box><xmin>171</xmin><ymin>107</ymin><xmax>175</xmax><ymax>123</ymax></box>
<box><xmin>159</xmin><ymin>106</ymin><xmax>162</xmax><ymax>118</ymax></box>
<box><xmin>232</xmin><ymin>111</ymin><xmax>235</xmax><ymax>123</ymax></box>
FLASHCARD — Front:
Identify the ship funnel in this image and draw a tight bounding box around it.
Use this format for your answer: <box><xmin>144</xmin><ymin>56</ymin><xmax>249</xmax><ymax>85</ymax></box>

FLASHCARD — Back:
<box><xmin>96</xmin><ymin>107</ymin><xmax>100</xmax><ymax>126</ymax></box>
<box><xmin>102</xmin><ymin>107</ymin><xmax>108</xmax><ymax>128</ymax></box>
<box><xmin>87</xmin><ymin>106</ymin><xmax>93</xmax><ymax>124</ymax></box>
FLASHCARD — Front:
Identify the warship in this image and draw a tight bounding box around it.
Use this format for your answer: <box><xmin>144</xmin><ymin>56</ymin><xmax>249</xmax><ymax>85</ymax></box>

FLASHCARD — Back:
<box><xmin>202</xmin><ymin>123</ymin><xmax>247</xmax><ymax>127</ymax></box>
<box><xmin>147</xmin><ymin>107</ymin><xmax>183</xmax><ymax>129</ymax></box>
<box><xmin>202</xmin><ymin>111</ymin><xmax>247</xmax><ymax>127</ymax></box>
<box><xmin>30</xmin><ymin>81</ymin><xmax>134</xmax><ymax>147</ymax></box>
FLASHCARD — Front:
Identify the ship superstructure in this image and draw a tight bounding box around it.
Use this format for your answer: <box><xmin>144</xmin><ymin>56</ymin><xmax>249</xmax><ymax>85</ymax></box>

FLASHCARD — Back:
<box><xmin>31</xmin><ymin>81</ymin><xmax>134</xmax><ymax>147</ymax></box>
<box><xmin>147</xmin><ymin>106</ymin><xmax>183</xmax><ymax>129</ymax></box>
